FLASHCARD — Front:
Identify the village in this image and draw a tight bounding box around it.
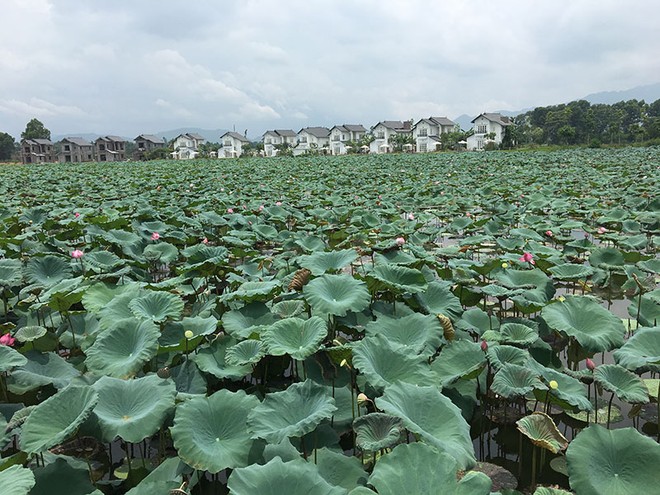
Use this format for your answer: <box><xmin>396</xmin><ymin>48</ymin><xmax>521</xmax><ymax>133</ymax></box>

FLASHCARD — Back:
<box><xmin>19</xmin><ymin>113</ymin><xmax>512</xmax><ymax>164</ymax></box>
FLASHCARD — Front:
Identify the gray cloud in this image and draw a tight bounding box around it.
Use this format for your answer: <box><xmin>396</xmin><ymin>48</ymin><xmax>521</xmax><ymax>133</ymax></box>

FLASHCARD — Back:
<box><xmin>1</xmin><ymin>0</ymin><xmax>658</xmax><ymax>140</ymax></box>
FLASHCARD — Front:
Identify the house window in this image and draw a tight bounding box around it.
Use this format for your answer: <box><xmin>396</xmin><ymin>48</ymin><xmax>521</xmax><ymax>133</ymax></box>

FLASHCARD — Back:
<box><xmin>418</xmin><ymin>128</ymin><xmax>428</xmax><ymax>137</ymax></box>
<box><xmin>477</xmin><ymin>139</ymin><xmax>484</xmax><ymax>149</ymax></box>
<box><xmin>64</xmin><ymin>145</ymin><xmax>70</xmax><ymax>151</ymax></box>
<box><xmin>99</xmin><ymin>144</ymin><xmax>105</xmax><ymax>151</ymax></box>
<box><xmin>332</xmin><ymin>135</ymin><xmax>340</xmax><ymax>142</ymax></box>
<box><xmin>100</xmin><ymin>154</ymin><xmax>106</xmax><ymax>161</ymax></box>
<box><xmin>477</xmin><ymin>125</ymin><xmax>487</xmax><ymax>134</ymax></box>
<box><xmin>224</xmin><ymin>140</ymin><xmax>232</xmax><ymax>146</ymax></box>
<box><xmin>266</xmin><ymin>138</ymin><xmax>272</xmax><ymax>144</ymax></box>
<box><xmin>341</xmin><ymin>134</ymin><xmax>346</xmax><ymax>141</ymax></box>
<box><xmin>376</xmin><ymin>131</ymin><xmax>385</xmax><ymax>139</ymax></box>
<box><xmin>420</xmin><ymin>143</ymin><xmax>427</xmax><ymax>152</ymax></box>
<box><xmin>299</xmin><ymin>136</ymin><xmax>307</xmax><ymax>143</ymax></box>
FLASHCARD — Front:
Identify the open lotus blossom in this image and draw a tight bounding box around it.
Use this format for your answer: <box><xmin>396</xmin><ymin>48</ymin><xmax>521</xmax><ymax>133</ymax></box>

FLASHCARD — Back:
<box><xmin>519</xmin><ymin>252</ymin><xmax>535</xmax><ymax>264</ymax></box>
<box><xmin>71</xmin><ymin>249</ymin><xmax>84</xmax><ymax>259</ymax></box>
<box><xmin>0</xmin><ymin>333</ymin><xmax>16</xmax><ymax>346</ymax></box>
<box><xmin>586</xmin><ymin>358</ymin><xmax>596</xmax><ymax>371</ymax></box>
<box><xmin>227</xmin><ymin>208</ymin><xmax>234</xmax><ymax>214</ymax></box>
<box><xmin>597</xmin><ymin>226</ymin><xmax>607</xmax><ymax>234</ymax></box>
<box><xmin>201</xmin><ymin>237</ymin><xmax>209</xmax><ymax>244</ymax></box>
<box><xmin>407</xmin><ymin>213</ymin><xmax>415</xmax><ymax>221</ymax></box>
<box><xmin>395</xmin><ymin>237</ymin><xmax>405</xmax><ymax>246</ymax></box>
<box><xmin>74</xmin><ymin>212</ymin><xmax>80</xmax><ymax>218</ymax></box>
<box><xmin>151</xmin><ymin>232</ymin><xmax>160</xmax><ymax>241</ymax></box>
<box><xmin>275</xmin><ymin>201</ymin><xmax>282</xmax><ymax>206</ymax></box>
<box><xmin>545</xmin><ymin>230</ymin><xmax>553</xmax><ymax>237</ymax></box>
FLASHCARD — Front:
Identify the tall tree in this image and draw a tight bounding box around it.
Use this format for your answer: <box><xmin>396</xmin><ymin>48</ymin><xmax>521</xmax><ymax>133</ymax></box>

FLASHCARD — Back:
<box><xmin>21</xmin><ymin>118</ymin><xmax>51</xmax><ymax>140</ymax></box>
<box><xmin>0</xmin><ymin>132</ymin><xmax>16</xmax><ymax>160</ymax></box>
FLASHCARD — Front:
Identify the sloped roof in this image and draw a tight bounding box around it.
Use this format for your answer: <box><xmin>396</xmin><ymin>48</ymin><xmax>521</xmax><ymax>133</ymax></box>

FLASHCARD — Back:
<box><xmin>97</xmin><ymin>135</ymin><xmax>125</xmax><ymax>142</ymax></box>
<box><xmin>343</xmin><ymin>124</ymin><xmax>367</xmax><ymax>132</ymax></box>
<box><xmin>472</xmin><ymin>113</ymin><xmax>513</xmax><ymax>126</ymax></box>
<box><xmin>429</xmin><ymin>116</ymin><xmax>456</xmax><ymax>127</ymax></box>
<box><xmin>62</xmin><ymin>137</ymin><xmax>93</xmax><ymax>146</ymax></box>
<box><xmin>24</xmin><ymin>138</ymin><xmax>53</xmax><ymax>145</ymax></box>
<box><xmin>300</xmin><ymin>127</ymin><xmax>330</xmax><ymax>138</ymax></box>
<box><xmin>221</xmin><ymin>131</ymin><xmax>250</xmax><ymax>142</ymax></box>
<box><xmin>135</xmin><ymin>134</ymin><xmax>165</xmax><ymax>143</ymax></box>
<box><xmin>187</xmin><ymin>133</ymin><xmax>206</xmax><ymax>140</ymax></box>
<box><xmin>275</xmin><ymin>129</ymin><xmax>297</xmax><ymax>137</ymax></box>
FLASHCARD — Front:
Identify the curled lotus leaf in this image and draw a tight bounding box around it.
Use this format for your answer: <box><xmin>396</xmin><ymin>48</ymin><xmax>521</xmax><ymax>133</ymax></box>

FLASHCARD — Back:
<box><xmin>566</xmin><ymin>425</ymin><xmax>660</xmax><ymax>495</ymax></box>
<box><xmin>191</xmin><ymin>334</ymin><xmax>253</xmax><ymax>380</ymax></box>
<box><xmin>128</xmin><ymin>291</ymin><xmax>184</xmax><ymax>322</ymax></box>
<box><xmin>516</xmin><ymin>412</ymin><xmax>568</xmax><ymax>454</ymax></box>
<box><xmin>0</xmin><ymin>465</ymin><xmax>36</xmax><ymax>495</ymax></box>
<box><xmin>353</xmin><ymin>413</ymin><xmax>404</xmax><ymax>452</ymax></box>
<box><xmin>0</xmin><ymin>344</ymin><xmax>28</xmax><ymax>372</ymax></box>
<box><xmin>491</xmin><ymin>364</ymin><xmax>547</xmax><ymax>399</ymax></box>
<box><xmin>226</xmin><ymin>339</ymin><xmax>266</xmax><ymax>366</ymax></box>
<box><xmin>369</xmin><ymin>264</ymin><xmax>428</xmax><ymax>294</ymax></box>
<box><xmin>593</xmin><ymin>364</ymin><xmax>649</xmax><ymax>404</ymax></box>
<box><xmin>431</xmin><ymin>339</ymin><xmax>486</xmax><ymax>386</ymax></box>
<box><xmin>486</xmin><ymin>344</ymin><xmax>530</xmax><ymax>371</ymax></box>
<box><xmin>303</xmin><ymin>274</ymin><xmax>370</xmax><ymax>317</ymax></box>
<box><xmin>14</xmin><ymin>325</ymin><xmax>47</xmax><ymax>342</ymax></box>
<box><xmin>548</xmin><ymin>263</ymin><xmax>594</xmax><ymax>280</ymax></box>
<box><xmin>613</xmin><ymin>326</ymin><xmax>660</xmax><ymax>372</ymax></box>
<box><xmin>298</xmin><ymin>248</ymin><xmax>359</xmax><ymax>275</ymax></box>
<box><xmin>414</xmin><ymin>281</ymin><xmax>463</xmax><ymax>320</ymax></box>
<box><xmin>364</xmin><ymin>312</ymin><xmax>443</xmax><ymax>358</ymax></box>
<box><xmin>315</xmin><ymin>447</ymin><xmax>369</xmax><ymax>491</ymax></box>
<box><xmin>8</xmin><ymin>350</ymin><xmax>80</xmax><ymax>394</ymax></box>
<box><xmin>262</xmin><ymin>316</ymin><xmax>328</xmax><ymax>360</ymax></box>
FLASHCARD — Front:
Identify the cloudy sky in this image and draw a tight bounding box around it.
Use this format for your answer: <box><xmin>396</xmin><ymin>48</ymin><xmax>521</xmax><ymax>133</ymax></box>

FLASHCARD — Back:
<box><xmin>2</xmin><ymin>0</ymin><xmax>658</xmax><ymax>140</ymax></box>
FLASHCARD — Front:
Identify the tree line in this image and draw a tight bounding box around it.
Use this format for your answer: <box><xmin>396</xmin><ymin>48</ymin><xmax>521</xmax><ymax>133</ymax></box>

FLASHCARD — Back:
<box><xmin>512</xmin><ymin>98</ymin><xmax>660</xmax><ymax>147</ymax></box>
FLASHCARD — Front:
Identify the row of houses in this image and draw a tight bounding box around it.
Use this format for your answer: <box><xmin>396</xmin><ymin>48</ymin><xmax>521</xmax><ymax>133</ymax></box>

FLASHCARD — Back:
<box><xmin>20</xmin><ymin>113</ymin><xmax>512</xmax><ymax>163</ymax></box>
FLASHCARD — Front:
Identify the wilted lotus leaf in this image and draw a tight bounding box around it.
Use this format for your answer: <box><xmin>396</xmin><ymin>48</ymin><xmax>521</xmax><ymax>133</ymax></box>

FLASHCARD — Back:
<box><xmin>566</xmin><ymin>425</ymin><xmax>660</xmax><ymax>495</ymax></box>
<box><xmin>248</xmin><ymin>379</ymin><xmax>337</xmax><ymax>444</ymax></box>
<box><xmin>20</xmin><ymin>385</ymin><xmax>98</xmax><ymax>453</ymax></box>
<box><xmin>0</xmin><ymin>465</ymin><xmax>35</xmax><ymax>495</ymax></box>
<box><xmin>376</xmin><ymin>382</ymin><xmax>476</xmax><ymax>469</ymax></box>
<box><xmin>228</xmin><ymin>457</ymin><xmax>345</xmax><ymax>495</ymax></box>
<box><xmin>85</xmin><ymin>319</ymin><xmax>160</xmax><ymax>378</ymax></box>
<box><xmin>262</xmin><ymin>316</ymin><xmax>328</xmax><ymax>360</ymax></box>
<box><xmin>353</xmin><ymin>413</ymin><xmax>404</xmax><ymax>452</ymax></box>
<box><xmin>93</xmin><ymin>374</ymin><xmax>176</xmax><ymax>443</ymax></box>
<box><xmin>541</xmin><ymin>296</ymin><xmax>625</xmax><ymax>354</ymax></box>
<box><xmin>298</xmin><ymin>248</ymin><xmax>359</xmax><ymax>275</ymax></box>
<box><xmin>303</xmin><ymin>274</ymin><xmax>370</xmax><ymax>316</ymax></box>
<box><xmin>171</xmin><ymin>389</ymin><xmax>260</xmax><ymax>473</ymax></box>
<box><xmin>593</xmin><ymin>364</ymin><xmax>649</xmax><ymax>404</ymax></box>
<box><xmin>516</xmin><ymin>412</ymin><xmax>568</xmax><ymax>454</ymax></box>
<box><xmin>369</xmin><ymin>443</ymin><xmax>491</xmax><ymax>495</ymax></box>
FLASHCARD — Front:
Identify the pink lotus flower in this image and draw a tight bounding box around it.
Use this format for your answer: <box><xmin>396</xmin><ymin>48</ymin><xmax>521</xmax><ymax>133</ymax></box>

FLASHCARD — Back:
<box><xmin>597</xmin><ymin>226</ymin><xmax>607</xmax><ymax>234</ymax></box>
<box><xmin>151</xmin><ymin>232</ymin><xmax>160</xmax><ymax>241</ymax></box>
<box><xmin>586</xmin><ymin>358</ymin><xmax>596</xmax><ymax>371</ymax></box>
<box><xmin>201</xmin><ymin>237</ymin><xmax>209</xmax><ymax>244</ymax></box>
<box><xmin>395</xmin><ymin>237</ymin><xmax>405</xmax><ymax>246</ymax></box>
<box><xmin>0</xmin><ymin>333</ymin><xmax>16</xmax><ymax>346</ymax></box>
<box><xmin>74</xmin><ymin>212</ymin><xmax>80</xmax><ymax>218</ymax></box>
<box><xmin>258</xmin><ymin>205</ymin><xmax>264</xmax><ymax>212</ymax></box>
<box><xmin>275</xmin><ymin>201</ymin><xmax>282</xmax><ymax>206</ymax></box>
<box><xmin>519</xmin><ymin>252</ymin><xmax>535</xmax><ymax>264</ymax></box>
<box><xmin>466</xmin><ymin>212</ymin><xmax>471</xmax><ymax>218</ymax></box>
<box><xmin>480</xmin><ymin>340</ymin><xmax>488</xmax><ymax>352</ymax></box>
<box><xmin>545</xmin><ymin>230</ymin><xmax>553</xmax><ymax>237</ymax></box>
<box><xmin>407</xmin><ymin>213</ymin><xmax>415</xmax><ymax>221</ymax></box>
<box><xmin>227</xmin><ymin>208</ymin><xmax>234</xmax><ymax>214</ymax></box>
<box><xmin>71</xmin><ymin>249</ymin><xmax>84</xmax><ymax>259</ymax></box>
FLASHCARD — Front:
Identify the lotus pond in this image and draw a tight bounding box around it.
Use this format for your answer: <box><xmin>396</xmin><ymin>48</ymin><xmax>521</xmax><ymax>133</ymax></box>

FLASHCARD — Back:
<box><xmin>0</xmin><ymin>148</ymin><xmax>659</xmax><ymax>495</ymax></box>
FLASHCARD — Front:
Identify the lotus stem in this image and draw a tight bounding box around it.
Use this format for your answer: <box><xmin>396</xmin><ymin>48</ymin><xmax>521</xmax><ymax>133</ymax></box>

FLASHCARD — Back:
<box><xmin>0</xmin><ymin>373</ymin><xmax>7</xmax><ymax>402</ymax></box>
<box><xmin>607</xmin><ymin>392</ymin><xmax>615</xmax><ymax>428</ymax></box>
<box><xmin>657</xmin><ymin>380</ymin><xmax>659</xmax><ymax>442</ymax></box>
<box><xmin>530</xmin><ymin>445</ymin><xmax>537</xmax><ymax>491</ymax></box>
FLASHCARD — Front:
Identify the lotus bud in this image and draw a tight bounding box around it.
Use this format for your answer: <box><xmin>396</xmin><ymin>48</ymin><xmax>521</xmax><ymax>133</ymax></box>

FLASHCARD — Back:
<box><xmin>357</xmin><ymin>393</ymin><xmax>370</xmax><ymax>407</ymax></box>
<box><xmin>480</xmin><ymin>340</ymin><xmax>488</xmax><ymax>352</ymax></box>
<box><xmin>0</xmin><ymin>333</ymin><xmax>16</xmax><ymax>347</ymax></box>
<box><xmin>395</xmin><ymin>237</ymin><xmax>405</xmax><ymax>246</ymax></box>
<box><xmin>151</xmin><ymin>232</ymin><xmax>160</xmax><ymax>241</ymax></box>
<box><xmin>157</xmin><ymin>367</ymin><xmax>170</xmax><ymax>379</ymax></box>
<box><xmin>549</xmin><ymin>380</ymin><xmax>559</xmax><ymax>390</ymax></box>
<box><xmin>501</xmin><ymin>262</ymin><xmax>509</xmax><ymax>269</ymax></box>
<box><xmin>557</xmin><ymin>296</ymin><xmax>566</xmax><ymax>302</ymax></box>
<box><xmin>184</xmin><ymin>330</ymin><xmax>194</xmax><ymax>339</ymax></box>
<box><xmin>545</xmin><ymin>230</ymin><xmax>553</xmax><ymax>237</ymax></box>
<box><xmin>340</xmin><ymin>359</ymin><xmax>348</xmax><ymax>367</ymax></box>
<box><xmin>71</xmin><ymin>249</ymin><xmax>84</xmax><ymax>259</ymax></box>
<box><xmin>586</xmin><ymin>358</ymin><xmax>596</xmax><ymax>371</ymax></box>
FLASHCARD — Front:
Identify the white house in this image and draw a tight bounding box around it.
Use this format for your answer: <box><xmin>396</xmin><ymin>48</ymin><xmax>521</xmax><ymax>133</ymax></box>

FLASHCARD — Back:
<box><xmin>328</xmin><ymin>124</ymin><xmax>367</xmax><ymax>155</ymax></box>
<box><xmin>293</xmin><ymin>127</ymin><xmax>330</xmax><ymax>156</ymax></box>
<box><xmin>220</xmin><ymin>131</ymin><xmax>250</xmax><ymax>158</ymax></box>
<box><xmin>466</xmin><ymin>113</ymin><xmax>513</xmax><ymax>150</ymax></box>
<box><xmin>263</xmin><ymin>129</ymin><xmax>298</xmax><ymax>157</ymax></box>
<box><xmin>171</xmin><ymin>133</ymin><xmax>206</xmax><ymax>159</ymax></box>
<box><xmin>412</xmin><ymin>117</ymin><xmax>458</xmax><ymax>152</ymax></box>
<box><xmin>369</xmin><ymin>121</ymin><xmax>412</xmax><ymax>154</ymax></box>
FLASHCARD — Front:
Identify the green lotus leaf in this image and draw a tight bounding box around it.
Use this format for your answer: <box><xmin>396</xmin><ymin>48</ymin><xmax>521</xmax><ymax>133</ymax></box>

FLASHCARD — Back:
<box><xmin>369</xmin><ymin>443</ymin><xmax>491</xmax><ymax>495</ymax></box>
<box><xmin>0</xmin><ymin>258</ymin><xmax>23</xmax><ymax>287</ymax></box>
<box><xmin>455</xmin><ymin>307</ymin><xmax>500</xmax><ymax>336</ymax></box>
<box><xmin>295</xmin><ymin>235</ymin><xmax>327</xmax><ymax>252</ymax></box>
<box><xmin>124</xmin><ymin>456</ymin><xmax>191</xmax><ymax>495</ymax></box>
<box><xmin>369</xmin><ymin>264</ymin><xmax>428</xmax><ymax>294</ymax></box>
<box><xmin>14</xmin><ymin>325</ymin><xmax>47</xmax><ymax>342</ymax></box>
<box><xmin>628</xmin><ymin>294</ymin><xmax>660</xmax><ymax>327</ymax></box>
<box><xmin>431</xmin><ymin>340</ymin><xmax>486</xmax><ymax>386</ymax></box>
<box><xmin>128</xmin><ymin>291</ymin><xmax>184</xmax><ymax>322</ymax></box>
<box><xmin>168</xmin><ymin>359</ymin><xmax>207</xmax><ymax>397</ymax></box>
<box><xmin>191</xmin><ymin>334</ymin><xmax>253</xmax><ymax>380</ymax></box>
<box><xmin>0</xmin><ymin>465</ymin><xmax>35</xmax><ymax>495</ymax></box>
<box><xmin>491</xmin><ymin>364</ymin><xmax>546</xmax><ymax>399</ymax></box>
<box><xmin>494</xmin><ymin>268</ymin><xmax>552</xmax><ymax>290</ymax></box>
<box><xmin>85</xmin><ymin>319</ymin><xmax>160</xmax><ymax>378</ymax></box>
<box><xmin>353</xmin><ymin>413</ymin><xmax>404</xmax><ymax>452</ymax></box>
<box><xmin>376</xmin><ymin>382</ymin><xmax>476</xmax><ymax>469</ymax></box>
<box><xmin>182</xmin><ymin>244</ymin><xmax>229</xmax><ymax>266</ymax></box>
<box><xmin>93</xmin><ymin>374</ymin><xmax>176</xmax><ymax>443</ymax></box>
<box><xmin>486</xmin><ymin>344</ymin><xmax>530</xmax><ymax>371</ymax></box>
<box><xmin>533</xmin><ymin>488</ymin><xmax>573</xmax><ymax>495</ymax></box>
<box><xmin>303</xmin><ymin>274</ymin><xmax>370</xmax><ymax>316</ymax></box>
<box><xmin>0</xmin><ymin>345</ymin><xmax>28</xmax><ymax>372</ymax></box>
<box><xmin>20</xmin><ymin>385</ymin><xmax>98</xmax><ymax>453</ymax></box>
<box><xmin>516</xmin><ymin>412</ymin><xmax>568</xmax><ymax>454</ymax></box>
<box><xmin>589</xmin><ymin>247</ymin><xmax>625</xmax><ymax>270</ymax></box>
<box><xmin>142</xmin><ymin>242</ymin><xmax>179</xmax><ymax>264</ymax></box>
<box><xmin>171</xmin><ymin>389</ymin><xmax>260</xmax><ymax>473</ymax></box>
<box><xmin>298</xmin><ymin>248</ymin><xmax>359</xmax><ymax>275</ymax></box>
<box><xmin>493</xmin><ymin>322</ymin><xmax>539</xmax><ymax>347</ymax></box>
<box><xmin>415</xmin><ymin>281</ymin><xmax>464</xmax><ymax>319</ymax></box>
<box><xmin>179</xmin><ymin>315</ymin><xmax>218</xmax><ymax>337</ymax></box>
<box><xmin>83</xmin><ymin>250</ymin><xmax>124</xmax><ymax>272</ymax></box>
<box><xmin>30</xmin><ymin>457</ymin><xmax>97</xmax><ymax>495</ymax></box>
<box><xmin>227</xmin><ymin>457</ymin><xmax>345</xmax><ymax>495</ymax></box>
<box><xmin>352</xmin><ymin>336</ymin><xmax>436</xmax><ymax>390</ymax></box>
<box><xmin>593</xmin><ymin>364</ymin><xmax>649</xmax><ymax>404</ymax></box>
<box><xmin>531</xmin><ymin>364</ymin><xmax>592</xmax><ymax>411</ymax></box>
<box><xmin>566</xmin><ymin>425</ymin><xmax>660</xmax><ymax>495</ymax></box>
<box><xmin>541</xmin><ymin>296</ymin><xmax>625</xmax><ymax>353</ymax></box>
<box><xmin>364</xmin><ymin>313</ymin><xmax>443</xmax><ymax>357</ymax></box>
<box><xmin>548</xmin><ymin>263</ymin><xmax>595</xmax><ymax>280</ymax></box>
<box><xmin>82</xmin><ymin>282</ymin><xmax>141</xmax><ymax>314</ymax></box>
<box><xmin>248</xmin><ymin>379</ymin><xmax>337</xmax><ymax>444</ymax></box>
<box><xmin>25</xmin><ymin>255</ymin><xmax>72</xmax><ymax>288</ymax></box>
<box><xmin>637</xmin><ymin>258</ymin><xmax>660</xmax><ymax>274</ymax></box>
<box><xmin>226</xmin><ymin>339</ymin><xmax>266</xmax><ymax>365</ymax></box>
<box><xmin>613</xmin><ymin>326</ymin><xmax>660</xmax><ymax>372</ymax></box>
<box><xmin>271</xmin><ymin>300</ymin><xmax>306</xmax><ymax>319</ymax></box>
<box><xmin>262</xmin><ymin>316</ymin><xmax>328</xmax><ymax>360</ymax></box>
<box><xmin>103</xmin><ymin>229</ymin><xmax>141</xmax><ymax>246</ymax></box>
<box><xmin>222</xmin><ymin>280</ymin><xmax>281</xmax><ymax>302</ymax></box>
<box><xmin>221</xmin><ymin>302</ymin><xmax>277</xmax><ymax>339</ymax></box>
<box><xmin>315</xmin><ymin>447</ymin><xmax>369</xmax><ymax>491</ymax></box>
<box><xmin>8</xmin><ymin>350</ymin><xmax>80</xmax><ymax>394</ymax></box>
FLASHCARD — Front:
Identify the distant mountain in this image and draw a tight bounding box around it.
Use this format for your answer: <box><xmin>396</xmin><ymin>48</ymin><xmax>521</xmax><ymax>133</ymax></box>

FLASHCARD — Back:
<box><xmin>154</xmin><ymin>127</ymin><xmax>231</xmax><ymax>143</ymax></box>
<box><xmin>453</xmin><ymin>114</ymin><xmax>474</xmax><ymax>131</ymax></box>
<box><xmin>582</xmin><ymin>82</ymin><xmax>660</xmax><ymax>105</ymax></box>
